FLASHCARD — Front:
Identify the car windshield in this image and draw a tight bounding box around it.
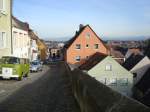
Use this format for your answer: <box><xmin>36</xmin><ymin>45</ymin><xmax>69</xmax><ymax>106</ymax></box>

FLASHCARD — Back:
<box><xmin>2</xmin><ymin>57</ymin><xmax>20</xmax><ymax>64</ymax></box>
<box><xmin>31</xmin><ymin>62</ymin><xmax>38</xmax><ymax>65</ymax></box>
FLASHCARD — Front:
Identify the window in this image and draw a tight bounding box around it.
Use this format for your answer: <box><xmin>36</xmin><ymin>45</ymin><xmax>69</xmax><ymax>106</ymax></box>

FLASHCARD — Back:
<box><xmin>13</xmin><ymin>32</ymin><xmax>17</xmax><ymax>46</ymax></box>
<box><xmin>120</xmin><ymin>78</ymin><xmax>128</xmax><ymax>86</ymax></box>
<box><xmin>86</xmin><ymin>33</ymin><xmax>90</xmax><ymax>39</ymax></box>
<box><xmin>0</xmin><ymin>0</ymin><xmax>5</xmax><ymax>12</ymax></box>
<box><xmin>105</xmin><ymin>64</ymin><xmax>112</xmax><ymax>71</ymax></box>
<box><xmin>99</xmin><ymin>78</ymin><xmax>106</xmax><ymax>84</ymax></box>
<box><xmin>107</xmin><ymin>78</ymin><xmax>117</xmax><ymax>86</ymax></box>
<box><xmin>133</xmin><ymin>73</ymin><xmax>137</xmax><ymax>78</ymax></box>
<box><xmin>0</xmin><ymin>32</ymin><xmax>6</xmax><ymax>48</ymax></box>
<box><xmin>76</xmin><ymin>44</ymin><xmax>81</xmax><ymax>49</ymax></box>
<box><xmin>75</xmin><ymin>56</ymin><xmax>80</xmax><ymax>62</ymax></box>
<box><xmin>86</xmin><ymin>44</ymin><xmax>89</xmax><ymax>48</ymax></box>
<box><xmin>2</xmin><ymin>57</ymin><xmax>20</xmax><ymax>64</ymax></box>
<box><xmin>94</xmin><ymin>44</ymin><xmax>99</xmax><ymax>49</ymax></box>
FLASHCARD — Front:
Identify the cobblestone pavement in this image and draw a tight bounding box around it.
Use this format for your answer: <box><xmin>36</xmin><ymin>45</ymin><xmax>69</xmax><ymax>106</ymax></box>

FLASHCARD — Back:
<box><xmin>0</xmin><ymin>62</ymin><xmax>80</xmax><ymax>112</ymax></box>
<box><xmin>0</xmin><ymin>65</ymin><xmax>49</xmax><ymax>102</ymax></box>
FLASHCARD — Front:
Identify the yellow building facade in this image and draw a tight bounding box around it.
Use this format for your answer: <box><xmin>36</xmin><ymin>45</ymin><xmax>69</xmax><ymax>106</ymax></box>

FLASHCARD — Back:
<box><xmin>0</xmin><ymin>0</ymin><xmax>12</xmax><ymax>58</ymax></box>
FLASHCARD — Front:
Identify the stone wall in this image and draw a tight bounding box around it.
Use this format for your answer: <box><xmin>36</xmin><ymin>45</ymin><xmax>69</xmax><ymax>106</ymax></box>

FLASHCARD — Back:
<box><xmin>65</xmin><ymin>63</ymin><xmax>150</xmax><ymax>112</ymax></box>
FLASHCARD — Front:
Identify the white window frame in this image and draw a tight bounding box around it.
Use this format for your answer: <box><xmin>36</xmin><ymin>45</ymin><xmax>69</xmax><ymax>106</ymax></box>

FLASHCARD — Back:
<box><xmin>0</xmin><ymin>31</ymin><xmax>7</xmax><ymax>49</ymax></box>
<box><xmin>75</xmin><ymin>44</ymin><xmax>81</xmax><ymax>50</ymax></box>
<box><xmin>107</xmin><ymin>78</ymin><xmax>117</xmax><ymax>86</ymax></box>
<box><xmin>86</xmin><ymin>44</ymin><xmax>89</xmax><ymax>48</ymax></box>
<box><xmin>0</xmin><ymin>0</ymin><xmax>6</xmax><ymax>14</ymax></box>
<box><xmin>75</xmin><ymin>56</ymin><xmax>81</xmax><ymax>62</ymax></box>
<box><xmin>120</xmin><ymin>78</ymin><xmax>128</xmax><ymax>86</ymax></box>
<box><xmin>105</xmin><ymin>64</ymin><xmax>112</xmax><ymax>71</ymax></box>
<box><xmin>94</xmin><ymin>44</ymin><xmax>99</xmax><ymax>49</ymax></box>
<box><xmin>13</xmin><ymin>31</ymin><xmax>17</xmax><ymax>47</ymax></box>
<box><xmin>99</xmin><ymin>78</ymin><xmax>106</xmax><ymax>84</ymax></box>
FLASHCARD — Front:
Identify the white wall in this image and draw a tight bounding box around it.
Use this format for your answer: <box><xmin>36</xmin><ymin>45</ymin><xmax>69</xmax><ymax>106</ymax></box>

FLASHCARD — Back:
<box><xmin>12</xmin><ymin>27</ymin><xmax>30</xmax><ymax>59</ymax></box>
<box><xmin>30</xmin><ymin>39</ymin><xmax>38</xmax><ymax>61</ymax></box>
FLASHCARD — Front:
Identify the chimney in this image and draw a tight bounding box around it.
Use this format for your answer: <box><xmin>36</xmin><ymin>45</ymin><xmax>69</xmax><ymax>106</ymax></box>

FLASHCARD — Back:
<box><xmin>25</xmin><ymin>22</ymin><xmax>30</xmax><ymax>30</ymax></box>
<box><xmin>79</xmin><ymin>24</ymin><xmax>84</xmax><ymax>30</ymax></box>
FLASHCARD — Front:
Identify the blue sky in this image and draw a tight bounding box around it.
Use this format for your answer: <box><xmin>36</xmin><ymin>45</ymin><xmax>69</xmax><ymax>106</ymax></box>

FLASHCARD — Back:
<box><xmin>13</xmin><ymin>0</ymin><xmax>150</xmax><ymax>40</ymax></box>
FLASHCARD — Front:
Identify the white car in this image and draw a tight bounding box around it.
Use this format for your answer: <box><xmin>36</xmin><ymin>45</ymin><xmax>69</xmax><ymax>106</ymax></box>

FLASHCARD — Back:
<box><xmin>30</xmin><ymin>61</ymin><xmax>43</xmax><ymax>72</ymax></box>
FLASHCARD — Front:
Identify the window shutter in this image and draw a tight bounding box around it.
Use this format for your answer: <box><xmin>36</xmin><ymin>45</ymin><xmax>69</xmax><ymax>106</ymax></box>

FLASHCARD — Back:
<box><xmin>0</xmin><ymin>32</ymin><xmax>6</xmax><ymax>48</ymax></box>
<box><xmin>0</xmin><ymin>0</ymin><xmax>6</xmax><ymax>13</ymax></box>
<box><xmin>2</xmin><ymin>32</ymin><xmax>6</xmax><ymax>48</ymax></box>
<box><xmin>0</xmin><ymin>0</ymin><xmax>3</xmax><ymax>11</ymax></box>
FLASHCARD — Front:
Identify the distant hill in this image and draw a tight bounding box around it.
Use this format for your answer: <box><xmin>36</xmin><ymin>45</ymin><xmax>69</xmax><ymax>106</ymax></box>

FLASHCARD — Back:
<box><xmin>44</xmin><ymin>37</ymin><xmax>70</xmax><ymax>42</ymax></box>
<box><xmin>43</xmin><ymin>36</ymin><xmax>150</xmax><ymax>42</ymax></box>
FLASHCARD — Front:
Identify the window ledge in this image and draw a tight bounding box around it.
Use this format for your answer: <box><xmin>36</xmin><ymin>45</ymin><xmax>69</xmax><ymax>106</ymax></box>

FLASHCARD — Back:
<box><xmin>0</xmin><ymin>10</ymin><xmax>7</xmax><ymax>16</ymax></box>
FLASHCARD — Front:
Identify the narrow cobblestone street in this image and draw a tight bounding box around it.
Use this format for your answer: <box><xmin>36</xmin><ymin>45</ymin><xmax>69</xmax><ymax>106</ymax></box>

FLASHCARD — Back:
<box><xmin>0</xmin><ymin>62</ymin><xmax>80</xmax><ymax>112</ymax></box>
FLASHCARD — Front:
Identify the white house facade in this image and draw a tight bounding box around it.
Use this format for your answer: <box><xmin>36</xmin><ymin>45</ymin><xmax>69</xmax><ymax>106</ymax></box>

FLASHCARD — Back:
<box><xmin>12</xmin><ymin>17</ymin><xmax>30</xmax><ymax>59</ymax></box>
<box><xmin>30</xmin><ymin>39</ymin><xmax>38</xmax><ymax>61</ymax></box>
<box><xmin>28</xmin><ymin>30</ymin><xmax>39</xmax><ymax>61</ymax></box>
<box><xmin>79</xmin><ymin>55</ymin><xmax>134</xmax><ymax>97</ymax></box>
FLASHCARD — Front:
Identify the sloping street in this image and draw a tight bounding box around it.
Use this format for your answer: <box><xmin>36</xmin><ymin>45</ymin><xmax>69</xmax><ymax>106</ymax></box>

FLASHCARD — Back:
<box><xmin>0</xmin><ymin>62</ymin><xmax>80</xmax><ymax>112</ymax></box>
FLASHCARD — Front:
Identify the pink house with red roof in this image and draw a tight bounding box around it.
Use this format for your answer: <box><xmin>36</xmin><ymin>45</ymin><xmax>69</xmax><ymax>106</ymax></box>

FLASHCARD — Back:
<box><xmin>64</xmin><ymin>24</ymin><xmax>109</xmax><ymax>65</ymax></box>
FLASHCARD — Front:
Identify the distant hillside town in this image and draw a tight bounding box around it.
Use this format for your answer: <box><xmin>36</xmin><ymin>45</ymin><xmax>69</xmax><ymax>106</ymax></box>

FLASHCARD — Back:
<box><xmin>0</xmin><ymin>0</ymin><xmax>150</xmax><ymax>110</ymax></box>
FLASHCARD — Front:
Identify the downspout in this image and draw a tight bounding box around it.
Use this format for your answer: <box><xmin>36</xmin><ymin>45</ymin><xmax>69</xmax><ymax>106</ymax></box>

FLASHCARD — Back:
<box><xmin>10</xmin><ymin>0</ymin><xmax>13</xmax><ymax>55</ymax></box>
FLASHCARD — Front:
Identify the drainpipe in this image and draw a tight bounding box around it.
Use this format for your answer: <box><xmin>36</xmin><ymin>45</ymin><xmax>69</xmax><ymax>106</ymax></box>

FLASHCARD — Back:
<box><xmin>10</xmin><ymin>0</ymin><xmax>13</xmax><ymax>55</ymax></box>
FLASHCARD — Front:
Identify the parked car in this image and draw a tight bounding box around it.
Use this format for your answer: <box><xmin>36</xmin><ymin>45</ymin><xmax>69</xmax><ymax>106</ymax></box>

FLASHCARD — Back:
<box><xmin>0</xmin><ymin>56</ymin><xmax>30</xmax><ymax>81</ymax></box>
<box><xmin>30</xmin><ymin>61</ymin><xmax>43</xmax><ymax>72</ymax></box>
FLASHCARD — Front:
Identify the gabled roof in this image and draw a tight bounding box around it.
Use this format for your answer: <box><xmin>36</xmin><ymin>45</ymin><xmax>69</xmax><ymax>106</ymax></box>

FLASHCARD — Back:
<box><xmin>64</xmin><ymin>24</ymin><xmax>108</xmax><ymax>50</ymax></box>
<box><xmin>79</xmin><ymin>52</ymin><xmax>107</xmax><ymax>70</ymax></box>
<box><xmin>29</xmin><ymin>29</ymin><xmax>39</xmax><ymax>40</ymax></box>
<box><xmin>135</xmin><ymin>67</ymin><xmax>150</xmax><ymax>94</ymax></box>
<box><xmin>128</xmin><ymin>48</ymin><xmax>142</xmax><ymax>55</ymax></box>
<box><xmin>125</xmin><ymin>48</ymin><xmax>143</xmax><ymax>59</ymax></box>
<box><xmin>123</xmin><ymin>54</ymin><xmax>145</xmax><ymax>70</ymax></box>
<box><xmin>110</xmin><ymin>48</ymin><xmax>125</xmax><ymax>58</ymax></box>
<box><xmin>12</xmin><ymin>16</ymin><xmax>29</xmax><ymax>31</ymax></box>
<box><xmin>130</xmin><ymin>56</ymin><xmax>150</xmax><ymax>85</ymax></box>
<box><xmin>64</xmin><ymin>25</ymin><xmax>87</xmax><ymax>49</ymax></box>
<box><xmin>131</xmin><ymin>56</ymin><xmax>150</xmax><ymax>72</ymax></box>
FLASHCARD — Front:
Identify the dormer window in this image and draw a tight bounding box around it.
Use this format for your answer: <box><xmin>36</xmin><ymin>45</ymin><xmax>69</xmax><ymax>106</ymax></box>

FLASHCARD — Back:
<box><xmin>76</xmin><ymin>44</ymin><xmax>81</xmax><ymax>49</ymax></box>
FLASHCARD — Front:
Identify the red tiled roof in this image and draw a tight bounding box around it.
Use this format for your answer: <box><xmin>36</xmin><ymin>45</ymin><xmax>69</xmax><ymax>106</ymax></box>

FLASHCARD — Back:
<box><xmin>12</xmin><ymin>16</ymin><xmax>29</xmax><ymax>31</ymax></box>
<box><xmin>79</xmin><ymin>52</ymin><xmax>107</xmax><ymax>70</ymax></box>
<box><xmin>128</xmin><ymin>48</ymin><xmax>142</xmax><ymax>55</ymax></box>
<box><xmin>29</xmin><ymin>29</ymin><xmax>39</xmax><ymax>40</ymax></box>
<box><xmin>110</xmin><ymin>49</ymin><xmax>125</xmax><ymax>58</ymax></box>
<box><xmin>64</xmin><ymin>25</ymin><xmax>87</xmax><ymax>49</ymax></box>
